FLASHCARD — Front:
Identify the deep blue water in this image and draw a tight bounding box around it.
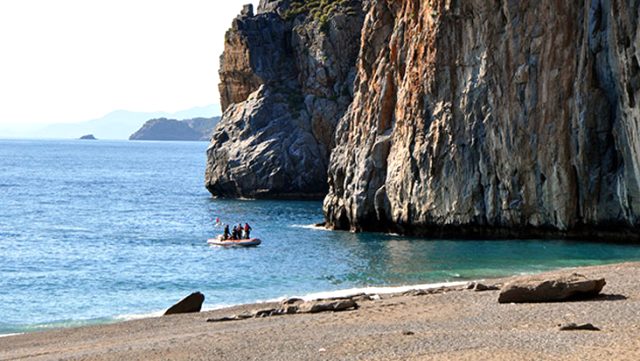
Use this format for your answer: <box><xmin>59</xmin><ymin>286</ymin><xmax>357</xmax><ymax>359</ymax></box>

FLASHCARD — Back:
<box><xmin>2</xmin><ymin>139</ymin><xmax>640</xmax><ymax>335</ymax></box>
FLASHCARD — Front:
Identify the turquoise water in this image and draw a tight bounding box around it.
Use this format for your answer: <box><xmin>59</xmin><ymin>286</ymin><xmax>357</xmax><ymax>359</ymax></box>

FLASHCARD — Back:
<box><xmin>2</xmin><ymin>139</ymin><xmax>640</xmax><ymax>335</ymax></box>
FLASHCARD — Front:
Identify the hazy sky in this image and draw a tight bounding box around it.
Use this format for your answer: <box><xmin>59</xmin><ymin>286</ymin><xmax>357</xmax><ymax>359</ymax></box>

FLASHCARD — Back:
<box><xmin>0</xmin><ymin>0</ymin><xmax>257</xmax><ymax>128</ymax></box>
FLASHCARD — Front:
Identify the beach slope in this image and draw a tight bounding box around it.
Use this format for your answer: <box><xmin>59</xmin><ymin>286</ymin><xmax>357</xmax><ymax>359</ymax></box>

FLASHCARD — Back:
<box><xmin>2</xmin><ymin>262</ymin><xmax>640</xmax><ymax>361</ymax></box>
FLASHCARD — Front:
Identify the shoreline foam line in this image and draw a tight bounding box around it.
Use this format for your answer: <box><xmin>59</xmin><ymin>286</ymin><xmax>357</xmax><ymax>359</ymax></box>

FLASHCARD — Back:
<box><xmin>9</xmin><ymin>262</ymin><xmax>613</xmax><ymax>337</ymax></box>
<box><xmin>0</xmin><ymin>333</ymin><xmax>24</xmax><ymax>338</ymax></box>
<box><xmin>0</xmin><ymin>280</ymin><xmax>474</xmax><ymax>337</ymax></box>
<box><xmin>294</xmin><ymin>281</ymin><xmax>469</xmax><ymax>301</ymax></box>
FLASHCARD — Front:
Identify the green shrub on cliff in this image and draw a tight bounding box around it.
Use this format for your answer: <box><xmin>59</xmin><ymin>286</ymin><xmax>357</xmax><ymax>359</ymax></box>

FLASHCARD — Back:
<box><xmin>283</xmin><ymin>0</ymin><xmax>357</xmax><ymax>30</ymax></box>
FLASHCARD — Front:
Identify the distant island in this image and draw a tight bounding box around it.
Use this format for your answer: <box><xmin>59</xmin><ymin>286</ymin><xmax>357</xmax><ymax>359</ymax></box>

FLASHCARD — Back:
<box><xmin>129</xmin><ymin>117</ymin><xmax>220</xmax><ymax>141</ymax></box>
<box><xmin>79</xmin><ymin>134</ymin><xmax>97</xmax><ymax>140</ymax></box>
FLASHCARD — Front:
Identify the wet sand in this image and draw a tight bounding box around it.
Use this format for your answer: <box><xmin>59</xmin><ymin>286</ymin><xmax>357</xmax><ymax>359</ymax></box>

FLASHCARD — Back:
<box><xmin>2</xmin><ymin>262</ymin><xmax>639</xmax><ymax>361</ymax></box>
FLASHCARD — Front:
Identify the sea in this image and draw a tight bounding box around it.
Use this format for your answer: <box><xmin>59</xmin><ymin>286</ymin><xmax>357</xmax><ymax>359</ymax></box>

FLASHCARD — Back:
<box><xmin>2</xmin><ymin>139</ymin><xmax>640</xmax><ymax>336</ymax></box>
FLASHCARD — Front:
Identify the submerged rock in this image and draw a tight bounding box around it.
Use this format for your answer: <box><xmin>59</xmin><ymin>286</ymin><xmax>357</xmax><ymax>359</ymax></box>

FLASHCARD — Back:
<box><xmin>164</xmin><ymin>292</ymin><xmax>205</xmax><ymax>315</ymax></box>
<box><xmin>498</xmin><ymin>273</ymin><xmax>605</xmax><ymax>303</ymax></box>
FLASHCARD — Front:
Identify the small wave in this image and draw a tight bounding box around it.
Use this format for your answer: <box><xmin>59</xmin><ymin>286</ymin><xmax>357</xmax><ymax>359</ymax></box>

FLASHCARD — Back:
<box><xmin>47</xmin><ymin>225</ymin><xmax>91</xmax><ymax>232</ymax></box>
<box><xmin>215</xmin><ymin>281</ymin><xmax>470</xmax><ymax>310</ymax></box>
<box><xmin>115</xmin><ymin>303</ymin><xmax>247</xmax><ymax>320</ymax></box>
<box><xmin>289</xmin><ymin>224</ymin><xmax>329</xmax><ymax>231</ymax></box>
<box><xmin>0</xmin><ymin>332</ymin><xmax>23</xmax><ymax>338</ymax></box>
<box><xmin>0</xmin><ymin>281</ymin><xmax>468</xmax><ymax>336</ymax></box>
<box><xmin>114</xmin><ymin>310</ymin><xmax>164</xmax><ymax>321</ymax></box>
<box><xmin>13</xmin><ymin>318</ymin><xmax>114</xmax><ymax>334</ymax></box>
<box><xmin>201</xmin><ymin>302</ymin><xmax>251</xmax><ymax>312</ymax></box>
<box><xmin>272</xmin><ymin>281</ymin><xmax>469</xmax><ymax>302</ymax></box>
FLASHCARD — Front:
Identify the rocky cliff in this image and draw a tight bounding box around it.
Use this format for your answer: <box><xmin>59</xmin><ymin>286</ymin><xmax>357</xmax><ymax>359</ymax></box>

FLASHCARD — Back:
<box><xmin>205</xmin><ymin>1</ymin><xmax>365</xmax><ymax>199</ymax></box>
<box><xmin>323</xmin><ymin>0</ymin><xmax>640</xmax><ymax>240</ymax></box>
<box><xmin>130</xmin><ymin>117</ymin><xmax>219</xmax><ymax>141</ymax></box>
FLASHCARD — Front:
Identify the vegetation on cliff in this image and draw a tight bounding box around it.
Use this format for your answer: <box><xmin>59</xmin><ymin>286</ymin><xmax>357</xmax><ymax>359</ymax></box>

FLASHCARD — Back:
<box><xmin>284</xmin><ymin>0</ymin><xmax>358</xmax><ymax>30</ymax></box>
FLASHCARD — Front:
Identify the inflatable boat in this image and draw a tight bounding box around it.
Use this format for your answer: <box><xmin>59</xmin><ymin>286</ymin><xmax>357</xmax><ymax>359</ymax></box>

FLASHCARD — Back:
<box><xmin>207</xmin><ymin>236</ymin><xmax>261</xmax><ymax>247</ymax></box>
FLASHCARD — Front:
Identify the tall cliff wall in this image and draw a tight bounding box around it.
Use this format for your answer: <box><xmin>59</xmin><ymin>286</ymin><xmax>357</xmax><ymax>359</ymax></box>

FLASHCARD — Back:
<box><xmin>324</xmin><ymin>0</ymin><xmax>640</xmax><ymax>239</ymax></box>
<box><xmin>205</xmin><ymin>1</ymin><xmax>364</xmax><ymax>199</ymax></box>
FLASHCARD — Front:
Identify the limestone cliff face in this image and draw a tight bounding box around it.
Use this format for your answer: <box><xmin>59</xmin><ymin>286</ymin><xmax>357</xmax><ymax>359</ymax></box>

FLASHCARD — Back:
<box><xmin>205</xmin><ymin>1</ymin><xmax>364</xmax><ymax>199</ymax></box>
<box><xmin>324</xmin><ymin>0</ymin><xmax>640</xmax><ymax>239</ymax></box>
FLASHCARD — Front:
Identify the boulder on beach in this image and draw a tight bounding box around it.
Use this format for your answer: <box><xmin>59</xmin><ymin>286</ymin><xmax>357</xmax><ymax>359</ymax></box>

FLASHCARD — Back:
<box><xmin>164</xmin><ymin>292</ymin><xmax>205</xmax><ymax>315</ymax></box>
<box><xmin>498</xmin><ymin>273</ymin><xmax>605</xmax><ymax>303</ymax></box>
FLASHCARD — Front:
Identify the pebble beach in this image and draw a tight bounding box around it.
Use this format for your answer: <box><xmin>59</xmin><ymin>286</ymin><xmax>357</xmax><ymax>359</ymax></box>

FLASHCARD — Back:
<box><xmin>2</xmin><ymin>262</ymin><xmax>639</xmax><ymax>361</ymax></box>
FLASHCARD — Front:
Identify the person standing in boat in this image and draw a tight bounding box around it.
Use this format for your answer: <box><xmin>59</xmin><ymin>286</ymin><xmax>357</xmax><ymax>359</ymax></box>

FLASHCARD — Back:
<box><xmin>223</xmin><ymin>224</ymin><xmax>230</xmax><ymax>240</ymax></box>
<box><xmin>232</xmin><ymin>225</ymin><xmax>239</xmax><ymax>240</ymax></box>
<box><xmin>237</xmin><ymin>223</ymin><xmax>244</xmax><ymax>239</ymax></box>
<box><xmin>244</xmin><ymin>223</ymin><xmax>252</xmax><ymax>239</ymax></box>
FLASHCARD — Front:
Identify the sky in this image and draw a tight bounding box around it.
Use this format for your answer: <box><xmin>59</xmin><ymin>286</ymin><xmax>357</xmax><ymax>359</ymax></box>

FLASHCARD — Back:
<box><xmin>0</xmin><ymin>0</ymin><xmax>257</xmax><ymax>132</ymax></box>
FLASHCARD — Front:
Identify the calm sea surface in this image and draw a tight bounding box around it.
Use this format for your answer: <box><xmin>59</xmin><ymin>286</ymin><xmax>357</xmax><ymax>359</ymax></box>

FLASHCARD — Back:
<box><xmin>2</xmin><ymin>139</ymin><xmax>640</xmax><ymax>335</ymax></box>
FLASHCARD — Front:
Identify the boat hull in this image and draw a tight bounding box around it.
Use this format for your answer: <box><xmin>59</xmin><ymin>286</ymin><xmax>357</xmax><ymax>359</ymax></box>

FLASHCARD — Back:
<box><xmin>207</xmin><ymin>238</ymin><xmax>261</xmax><ymax>247</ymax></box>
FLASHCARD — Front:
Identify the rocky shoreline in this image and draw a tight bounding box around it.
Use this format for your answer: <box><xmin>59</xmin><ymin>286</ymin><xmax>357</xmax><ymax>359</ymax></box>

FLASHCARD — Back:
<box><xmin>3</xmin><ymin>262</ymin><xmax>640</xmax><ymax>360</ymax></box>
<box><xmin>324</xmin><ymin>223</ymin><xmax>640</xmax><ymax>242</ymax></box>
<box><xmin>205</xmin><ymin>1</ymin><xmax>640</xmax><ymax>241</ymax></box>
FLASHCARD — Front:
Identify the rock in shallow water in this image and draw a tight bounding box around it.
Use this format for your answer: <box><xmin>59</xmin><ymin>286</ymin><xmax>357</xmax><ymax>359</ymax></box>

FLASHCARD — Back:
<box><xmin>498</xmin><ymin>273</ymin><xmax>605</xmax><ymax>303</ymax></box>
<box><xmin>205</xmin><ymin>1</ymin><xmax>364</xmax><ymax>199</ymax></box>
<box><xmin>164</xmin><ymin>292</ymin><xmax>205</xmax><ymax>315</ymax></box>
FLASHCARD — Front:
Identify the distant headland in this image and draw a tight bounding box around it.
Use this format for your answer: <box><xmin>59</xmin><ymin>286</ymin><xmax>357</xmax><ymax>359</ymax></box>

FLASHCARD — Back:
<box><xmin>79</xmin><ymin>134</ymin><xmax>97</xmax><ymax>140</ymax></box>
<box><xmin>129</xmin><ymin>117</ymin><xmax>220</xmax><ymax>141</ymax></box>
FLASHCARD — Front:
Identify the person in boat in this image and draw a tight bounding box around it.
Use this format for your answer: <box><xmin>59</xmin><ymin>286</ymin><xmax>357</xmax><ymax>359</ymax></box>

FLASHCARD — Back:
<box><xmin>238</xmin><ymin>223</ymin><xmax>244</xmax><ymax>239</ymax></box>
<box><xmin>244</xmin><ymin>223</ymin><xmax>252</xmax><ymax>239</ymax></box>
<box><xmin>232</xmin><ymin>225</ymin><xmax>238</xmax><ymax>240</ymax></box>
<box><xmin>223</xmin><ymin>224</ymin><xmax>230</xmax><ymax>240</ymax></box>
